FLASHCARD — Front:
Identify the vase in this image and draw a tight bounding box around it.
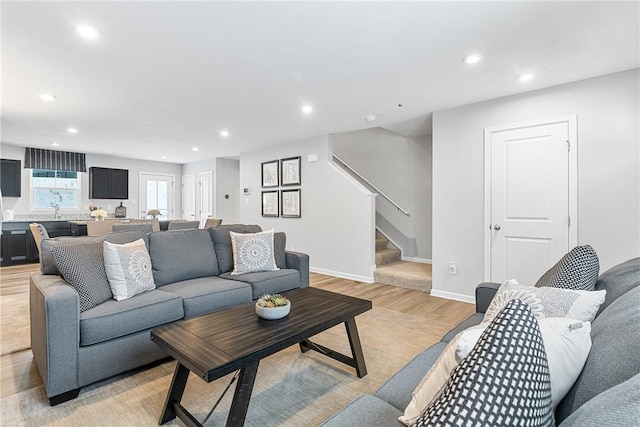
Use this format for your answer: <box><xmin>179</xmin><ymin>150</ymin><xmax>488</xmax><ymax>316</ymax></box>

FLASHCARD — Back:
<box><xmin>95</xmin><ymin>216</ymin><xmax>105</xmax><ymax>221</ymax></box>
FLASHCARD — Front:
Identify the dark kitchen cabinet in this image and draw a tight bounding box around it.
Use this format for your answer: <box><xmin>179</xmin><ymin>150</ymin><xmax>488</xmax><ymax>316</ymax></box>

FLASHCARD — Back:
<box><xmin>89</xmin><ymin>167</ymin><xmax>129</xmax><ymax>199</ymax></box>
<box><xmin>1</xmin><ymin>159</ymin><xmax>22</xmax><ymax>197</ymax></box>
<box><xmin>1</xmin><ymin>221</ymin><xmax>72</xmax><ymax>266</ymax></box>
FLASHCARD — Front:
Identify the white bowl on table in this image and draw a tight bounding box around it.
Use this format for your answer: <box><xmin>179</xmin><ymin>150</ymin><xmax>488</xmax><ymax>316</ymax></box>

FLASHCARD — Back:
<box><xmin>255</xmin><ymin>301</ymin><xmax>291</xmax><ymax>320</ymax></box>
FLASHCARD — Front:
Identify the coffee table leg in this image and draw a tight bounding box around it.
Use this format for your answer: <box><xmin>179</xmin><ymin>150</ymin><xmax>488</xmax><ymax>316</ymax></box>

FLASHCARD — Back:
<box><xmin>345</xmin><ymin>318</ymin><xmax>367</xmax><ymax>378</ymax></box>
<box><xmin>226</xmin><ymin>361</ymin><xmax>260</xmax><ymax>427</ymax></box>
<box><xmin>159</xmin><ymin>362</ymin><xmax>190</xmax><ymax>424</ymax></box>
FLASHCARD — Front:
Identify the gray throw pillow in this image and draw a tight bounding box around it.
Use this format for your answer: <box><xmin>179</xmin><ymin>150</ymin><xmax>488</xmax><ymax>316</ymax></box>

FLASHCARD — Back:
<box><xmin>230</xmin><ymin>229</ymin><xmax>279</xmax><ymax>275</ymax></box>
<box><xmin>50</xmin><ymin>242</ymin><xmax>113</xmax><ymax>312</ymax></box>
<box><xmin>535</xmin><ymin>245</ymin><xmax>599</xmax><ymax>291</ymax></box>
<box><xmin>414</xmin><ymin>299</ymin><xmax>554</xmax><ymax>427</ymax></box>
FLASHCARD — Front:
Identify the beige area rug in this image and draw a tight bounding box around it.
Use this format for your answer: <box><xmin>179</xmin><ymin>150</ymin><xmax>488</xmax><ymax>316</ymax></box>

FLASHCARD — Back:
<box><xmin>1</xmin><ymin>307</ymin><xmax>443</xmax><ymax>426</ymax></box>
<box><xmin>0</xmin><ymin>293</ymin><xmax>30</xmax><ymax>356</ymax></box>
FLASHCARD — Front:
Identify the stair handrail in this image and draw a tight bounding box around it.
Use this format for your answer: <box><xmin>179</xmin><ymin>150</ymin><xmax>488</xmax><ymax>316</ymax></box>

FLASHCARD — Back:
<box><xmin>333</xmin><ymin>154</ymin><xmax>410</xmax><ymax>216</ymax></box>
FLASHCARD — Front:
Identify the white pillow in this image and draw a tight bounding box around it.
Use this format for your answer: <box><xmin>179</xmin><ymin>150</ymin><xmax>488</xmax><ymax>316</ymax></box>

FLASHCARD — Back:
<box><xmin>230</xmin><ymin>229</ymin><xmax>279</xmax><ymax>275</ymax></box>
<box><xmin>103</xmin><ymin>239</ymin><xmax>156</xmax><ymax>301</ymax></box>
<box><xmin>484</xmin><ymin>278</ymin><xmax>606</xmax><ymax>323</ymax></box>
<box><xmin>399</xmin><ymin>317</ymin><xmax>592</xmax><ymax>425</ymax></box>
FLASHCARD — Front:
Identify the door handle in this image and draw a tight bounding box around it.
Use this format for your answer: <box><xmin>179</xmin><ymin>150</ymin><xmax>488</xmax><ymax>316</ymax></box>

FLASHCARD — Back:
<box><xmin>493</xmin><ymin>224</ymin><xmax>501</xmax><ymax>231</ymax></box>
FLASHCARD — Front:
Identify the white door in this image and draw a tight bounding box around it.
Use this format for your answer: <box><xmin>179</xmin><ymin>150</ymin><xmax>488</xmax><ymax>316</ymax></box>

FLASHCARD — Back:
<box><xmin>485</xmin><ymin>117</ymin><xmax>577</xmax><ymax>285</ymax></box>
<box><xmin>140</xmin><ymin>173</ymin><xmax>174</xmax><ymax>219</ymax></box>
<box><xmin>182</xmin><ymin>174</ymin><xmax>196</xmax><ymax>220</ymax></box>
<box><xmin>198</xmin><ymin>171</ymin><xmax>213</xmax><ymax>227</ymax></box>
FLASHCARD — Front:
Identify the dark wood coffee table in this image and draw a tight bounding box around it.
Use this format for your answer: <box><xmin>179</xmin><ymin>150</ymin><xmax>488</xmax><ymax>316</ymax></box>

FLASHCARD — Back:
<box><xmin>151</xmin><ymin>287</ymin><xmax>372</xmax><ymax>427</ymax></box>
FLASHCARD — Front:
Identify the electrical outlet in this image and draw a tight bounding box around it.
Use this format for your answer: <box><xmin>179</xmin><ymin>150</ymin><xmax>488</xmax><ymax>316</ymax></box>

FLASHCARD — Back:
<box><xmin>448</xmin><ymin>262</ymin><xmax>457</xmax><ymax>275</ymax></box>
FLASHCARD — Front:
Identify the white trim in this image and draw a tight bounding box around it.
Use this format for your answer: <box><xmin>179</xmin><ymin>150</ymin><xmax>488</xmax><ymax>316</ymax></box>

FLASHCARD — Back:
<box><xmin>401</xmin><ymin>256</ymin><xmax>432</xmax><ymax>264</ymax></box>
<box><xmin>430</xmin><ymin>289</ymin><xmax>475</xmax><ymax>304</ymax></box>
<box><xmin>483</xmin><ymin>114</ymin><xmax>578</xmax><ymax>282</ymax></box>
<box><xmin>310</xmin><ymin>266</ymin><xmax>374</xmax><ymax>284</ymax></box>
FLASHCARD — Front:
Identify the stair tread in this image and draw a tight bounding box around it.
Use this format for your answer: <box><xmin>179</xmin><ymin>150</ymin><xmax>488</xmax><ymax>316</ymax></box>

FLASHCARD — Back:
<box><xmin>374</xmin><ymin>261</ymin><xmax>432</xmax><ymax>293</ymax></box>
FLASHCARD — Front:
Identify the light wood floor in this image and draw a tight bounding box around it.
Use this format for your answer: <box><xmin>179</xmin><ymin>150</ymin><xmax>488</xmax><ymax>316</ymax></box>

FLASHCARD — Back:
<box><xmin>0</xmin><ymin>263</ymin><xmax>474</xmax><ymax>401</ymax></box>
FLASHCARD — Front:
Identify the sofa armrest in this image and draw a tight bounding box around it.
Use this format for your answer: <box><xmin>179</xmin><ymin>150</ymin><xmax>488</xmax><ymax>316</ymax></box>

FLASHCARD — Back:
<box><xmin>285</xmin><ymin>251</ymin><xmax>310</xmax><ymax>288</ymax></box>
<box><xmin>475</xmin><ymin>282</ymin><xmax>500</xmax><ymax>314</ymax></box>
<box><xmin>30</xmin><ymin>273</ymin><xmax>80</xmax><ymax>398</ymax></box>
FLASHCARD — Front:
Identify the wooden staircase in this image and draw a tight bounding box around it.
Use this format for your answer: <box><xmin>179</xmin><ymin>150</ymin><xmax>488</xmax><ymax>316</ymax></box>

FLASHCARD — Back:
<box><xmin>374</xmin><ymin>231</ymin><xmax>432</xmax><ymax>293</ymax></box>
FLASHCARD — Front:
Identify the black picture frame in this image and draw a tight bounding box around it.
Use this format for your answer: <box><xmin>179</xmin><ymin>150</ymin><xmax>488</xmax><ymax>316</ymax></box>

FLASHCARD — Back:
<box><xmin>281</xmin><ymin>189</ymin><xmax>301</xmax><ymax>218</ymax></box>
<box><xmin>280</xmin><ymin>156</ymin><xmax>301</xmax><ymax>186</ymax></box>
<box><xmin>261</xmin><ymin>190</ymin><xmax>279</xmax><ymax>217</ymax></box>
<box><xmin>261</xmin><ymin>160</ymin><xmax>279</xmax><ymax>188</ymax></box>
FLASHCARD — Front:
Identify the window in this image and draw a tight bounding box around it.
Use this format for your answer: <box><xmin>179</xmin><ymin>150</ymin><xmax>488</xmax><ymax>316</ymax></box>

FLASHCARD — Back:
<box><xmin>31</xmin><ymin>169</ymin><xmax>80</xmax><ymax>209</ymax></box>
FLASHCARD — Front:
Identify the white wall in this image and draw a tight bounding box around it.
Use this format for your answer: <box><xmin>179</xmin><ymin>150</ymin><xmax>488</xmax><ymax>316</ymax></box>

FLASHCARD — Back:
<box><xmin>432</xmin><ymin>69</ymin><xmax>640</xmax><ymax>301</ymax></box>
<box><xmin>239</xmin><ymin>135</ymin><xmax>376</xmax><ymax>282</ymax></box>
<box><xmin>215</xmin><ymin>158</ymin><xmax>240</xmax><ymax>224</ymax></box>
<box><xmin>1</xmin><ymin>143</ymin><xmax>182</xmax><ymax>218</ymax></box>
<box><xmin>331</xmin><ymin>127</ymin><xmax>432</xmax><ymax>260</ymax></box>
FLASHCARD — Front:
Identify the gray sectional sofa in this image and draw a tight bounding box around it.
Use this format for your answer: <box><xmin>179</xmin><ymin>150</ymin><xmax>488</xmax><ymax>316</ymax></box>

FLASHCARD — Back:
<box><xmin>30</xmin><ymin>224</ymin><xmax>309</xmax><ymax>405</ymax></box>
<box><xmin>322</xmin><ymin>258</ymin><xmax>640</xmax><ymax>426</ymax></box>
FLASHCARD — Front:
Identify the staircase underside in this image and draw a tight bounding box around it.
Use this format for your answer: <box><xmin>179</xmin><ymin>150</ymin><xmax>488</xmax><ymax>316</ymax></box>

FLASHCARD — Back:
<box><xmin>374</xmin><ymin>261</ymin><xmax>432</xmax><ymax>293</ymax></box>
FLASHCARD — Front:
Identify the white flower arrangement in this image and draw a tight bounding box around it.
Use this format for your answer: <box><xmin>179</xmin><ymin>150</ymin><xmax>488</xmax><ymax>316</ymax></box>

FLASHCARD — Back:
<box><xmin>90</xmin><ymin>209</ymin><xmax>108</xmax><ymax>219</ymax></box>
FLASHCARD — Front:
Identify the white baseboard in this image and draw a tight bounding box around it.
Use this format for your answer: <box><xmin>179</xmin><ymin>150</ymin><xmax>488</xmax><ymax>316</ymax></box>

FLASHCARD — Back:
<box><xmin>310</xmin><ymin>267</ymin><xmax>374</xmax><ymax>284</ymax></box>
<box><xmin>401</xmin><ymin>256</ymin><xmax>432</xmax><ymax>264</ymax></box>
<box><xmin>430</xmin><ymin>289</ymin><xmax>475</xmax><ymax>304</ymax></box>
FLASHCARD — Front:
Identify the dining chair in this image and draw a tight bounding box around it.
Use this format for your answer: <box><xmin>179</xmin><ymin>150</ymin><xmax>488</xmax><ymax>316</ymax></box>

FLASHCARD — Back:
<box><xmin>29</xmin><ymin>223</ymin><xmax>49</xmax><ymax>256</ymax></box>
<box><xmin>203</xmin><ymin>218</ymin><xmax>223</xmax><ymax>229</ymax></box>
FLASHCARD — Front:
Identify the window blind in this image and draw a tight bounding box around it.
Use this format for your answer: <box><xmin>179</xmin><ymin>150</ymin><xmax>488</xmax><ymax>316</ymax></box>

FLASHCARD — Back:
<box><xmin>24</xmin><ymin>147</ymin><xmax>86</xmax><ymax>172</ymax></box>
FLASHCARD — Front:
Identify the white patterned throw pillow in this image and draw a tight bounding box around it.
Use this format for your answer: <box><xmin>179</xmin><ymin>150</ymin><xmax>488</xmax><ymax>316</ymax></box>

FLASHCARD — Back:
<box><xmin>230</xmin><ymin>229</ymin><xmax>279</xmax><ymax>275</ymax></box>
<box><xmin>412</xmin><ymin>300</ymin><xmax>554</xmax><ymax>427</ymax></box>
<box><xmin>103</xmin><ymin>238</ymin><xmax>156</xmax><ymax>301</ymax></box>
<box><xmin>485</xmin><ymin>279</ymin><xmax>605</xmax><ymax>323</ymax></box>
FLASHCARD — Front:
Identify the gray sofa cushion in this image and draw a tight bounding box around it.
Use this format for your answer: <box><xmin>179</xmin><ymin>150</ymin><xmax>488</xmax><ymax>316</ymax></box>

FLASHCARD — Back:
<box><xmin>273</xmin><ymin>232</ymin><xmax>286</xmax><ymax>269</ymax></box>
<box><xmin>79</xmin><ymin>289</ymin><xmax>183</xmax><ymax>346</ymax></box>
<box><xmin>209</xmin><ymin>225</ymin><xmax>263</xmax><ymax>273</ymax></box>
<box><xmin>558</xmin><ymin>373</ymin><xmax>640</xmax><ymax>427</ymax></box>
<box><xmin>149</xmin><ymin>229</ymin><xmax>219</xmax><ymax>286</ymax></box>
<box><xmin>594</xmin><ymin>257</ymin><xmax>640</xmax><ymax>316</ymax></box>
<box><xmin>160</xmin><ymin>276</ymin><xmax>252</xmax><ymax>318</ymax></box>
<box><xmin>556</xmin><ymin>285</ymin><xmax>640</xmax><ymax>422</ymax></box>
<box><xmin>440</xmin><ymin>313</ymin><xmax>483</xmax><ymax>343</ymax></box>
<box><xmin>320</xmin><ymin>395</ymin><xmax>404</xmax><ymax>427</ymax></box>
<box><xmin>374</xmin><ymin>341</ymin><xmax>447</xmax><ymax>410</ymax></box>
<box><xmin>41</xmin><ymin>230</ymin><xmax>149</xmax><ymax>275</ymax></box>
<box><xmin>112</xmin><ymin>223</ymin><xmax>153</xmax><ymax>233</ymax></box>
<box><xmin>219</xmin><ymin>269</ymin><xmax>300</xmax><ymax>299</ymax></box>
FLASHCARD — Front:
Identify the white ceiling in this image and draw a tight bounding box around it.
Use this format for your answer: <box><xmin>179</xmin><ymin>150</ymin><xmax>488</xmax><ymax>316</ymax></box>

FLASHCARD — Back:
<box><xmin>2</xmin><ymin>1</ymin><xmax>638</xmax><ymax>164</ymax></box>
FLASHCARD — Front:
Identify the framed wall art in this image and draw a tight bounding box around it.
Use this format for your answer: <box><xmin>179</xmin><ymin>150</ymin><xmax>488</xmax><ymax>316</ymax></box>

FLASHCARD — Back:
<box><xmin>281</xmin><ymin>189</ymin><xmax>301</xmax><ymax>218</ymax></box>
<box><xmin>280</xmin><ymin>156</ymin><xmax>301</xmax><ymax>186</ymax></box>
<box><xmin>261</xmin><ymin>160</ymin><xmax>279</xmax><ymax>188</ymax></box>
<box><xmin>261</xmin><ymin>191</ymin><xmax>279</xmax><ymax>217</ymax></box>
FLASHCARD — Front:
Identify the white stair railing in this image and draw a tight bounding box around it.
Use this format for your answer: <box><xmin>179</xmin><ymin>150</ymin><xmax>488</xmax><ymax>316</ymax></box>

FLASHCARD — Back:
<box><xmin>332</xmin><ymin>154</ymin><xmax>410</xmax><ymax>216</ymax></box>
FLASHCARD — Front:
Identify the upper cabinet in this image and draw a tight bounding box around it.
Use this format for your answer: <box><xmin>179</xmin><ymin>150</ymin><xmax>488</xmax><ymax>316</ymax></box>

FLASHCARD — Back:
<box><xmin>1</xmin><ymin>159</ymin><xmax>22</xmax><ymax>197</ymax></box>
<box><xmin>89</xmin><ymin>167</ymin><xmax>129</xmax><ymax>199</ymax></box>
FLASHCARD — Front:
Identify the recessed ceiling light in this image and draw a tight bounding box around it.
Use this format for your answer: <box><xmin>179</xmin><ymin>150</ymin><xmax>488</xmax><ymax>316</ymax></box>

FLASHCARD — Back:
<box><xmin>76</xmin><ymin>25</ymin><xmax>99</xmax><ymax>39</ymax></box>
<box><xmin>40</xmin><ymin>93</ymin><xmax>57</xmax><ymax>102</ymax></box>
<box><xmin>192</xmin><ymin>147</ymin><xmax>199</xmax><ymax>152</ymax></box>
<box><xmin>220</xmin><ymin>130</ymin><xmax>229</xmax><ymax>137</ymax></box>
<box><xmin>463</xmin><ymin>54</ymin><xmax>482</xmax><ymax>64</ymax></box>
<box><xmin>301</xmin><ymin>105</ymin><xmax>313</xmax><ymax>114</ymax></box>
<box><xmin>517</xmin><ymin>73</ymin><xmax>534</xmax><ymax>81</ymax></box>
<box><xmin>67</xmin><ymin>128</ymin><xmax>78</xmax><ymax>134</ymax></box>
<box><xmin>51</xmin><ymin>142</ymin><xmax>60</xmax><ymax>147</ymax></box>
<box><xmin>161</xmin><ymin>156</ymin><xmax>167</xmax><ymax>160</ymax></box>
<box><xmin>365</xmin><ymin>115</ymin><xmax>377</xmax><ymax>122</ymax></box>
